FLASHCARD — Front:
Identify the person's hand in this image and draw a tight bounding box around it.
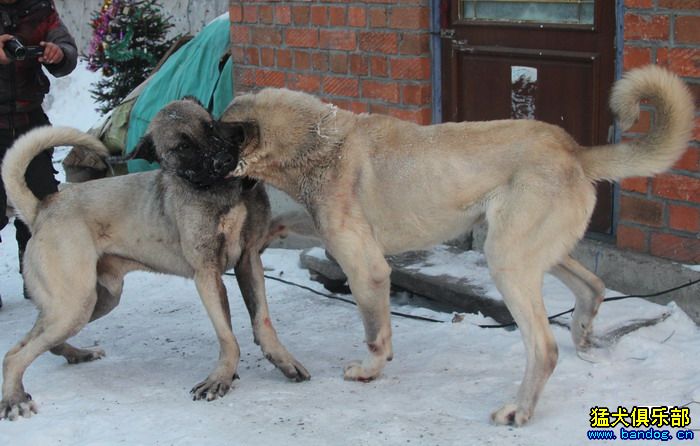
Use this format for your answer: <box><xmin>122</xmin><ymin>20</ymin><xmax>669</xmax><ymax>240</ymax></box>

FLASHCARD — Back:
<box><xmin>0</xmin><ymin>34</ymin><xmax>14</xmax><ymax>65</ymax></box>
<box><xmin>38</xmin><ymin>41</ymin><xmax>63</xmax><ymax>65</ymax></box>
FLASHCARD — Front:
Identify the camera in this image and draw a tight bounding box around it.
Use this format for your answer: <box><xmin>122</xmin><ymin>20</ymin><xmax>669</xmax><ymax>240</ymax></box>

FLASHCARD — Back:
<box><xmin>3</xmin><ymin>37</ymin><xmax>43</xmax><ymax>61</ymax></box>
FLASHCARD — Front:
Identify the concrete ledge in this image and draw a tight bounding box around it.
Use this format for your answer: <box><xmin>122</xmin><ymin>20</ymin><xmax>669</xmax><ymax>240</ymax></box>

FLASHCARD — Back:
<box><xmin>299</xmin><ymin>247</ymin><xmax>513</xmax><ymax>324</ymax></box>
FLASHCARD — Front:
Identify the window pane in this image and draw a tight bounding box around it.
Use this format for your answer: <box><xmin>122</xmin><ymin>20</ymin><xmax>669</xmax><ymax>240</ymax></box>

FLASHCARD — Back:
<box><xmin>460</xmin><ymin>0</ymin><xmax>594</xmax><ymax>25</ymax></box>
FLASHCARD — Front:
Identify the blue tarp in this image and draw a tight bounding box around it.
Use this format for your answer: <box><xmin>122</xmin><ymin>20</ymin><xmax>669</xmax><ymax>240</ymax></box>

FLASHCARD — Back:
<box><xmin>125</xmin><ymin>14</ymin><xmax>233</xmax><ymax>172</ymax></box>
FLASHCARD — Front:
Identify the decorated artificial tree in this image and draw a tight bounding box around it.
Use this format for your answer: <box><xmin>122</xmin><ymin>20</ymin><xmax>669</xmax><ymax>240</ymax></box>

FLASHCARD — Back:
<box><xmin>86</xmin><ymin>0</ymin><xmax>177</xmax><ymax>114</ymax></box>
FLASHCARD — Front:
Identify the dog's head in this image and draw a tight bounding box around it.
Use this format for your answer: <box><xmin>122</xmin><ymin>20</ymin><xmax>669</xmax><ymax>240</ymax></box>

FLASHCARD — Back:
<box><xmin>218</xmin><ymin>88</ymin><xmax>335</xmax><ymax>181</ymax></box>
<box><xmin>131</xmin><ymin>97</ymin><xmax>251</xmax><ymax>189</ymax></box>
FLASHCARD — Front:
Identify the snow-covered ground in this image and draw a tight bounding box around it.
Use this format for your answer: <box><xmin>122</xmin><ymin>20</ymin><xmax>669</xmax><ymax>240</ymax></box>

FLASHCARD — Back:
<box><xmin>1</xmin><ymin>63</ymin><xmax>700</xmax><ymax>445</ymax></box>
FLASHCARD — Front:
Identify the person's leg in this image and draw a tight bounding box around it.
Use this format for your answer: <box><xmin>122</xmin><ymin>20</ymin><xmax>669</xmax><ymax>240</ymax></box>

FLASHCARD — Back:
<box><xmin>0</xmin><ymin>127</ymin><xmax>15</xmax><ymax>308</ymax></box>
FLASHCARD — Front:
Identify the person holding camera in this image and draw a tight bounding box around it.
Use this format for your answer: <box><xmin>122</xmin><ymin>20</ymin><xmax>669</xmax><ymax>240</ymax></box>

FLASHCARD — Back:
<box><xmin>0</xmin><ymin>0</ymin><xmax>77</xmax><ymax>308</ymax></box>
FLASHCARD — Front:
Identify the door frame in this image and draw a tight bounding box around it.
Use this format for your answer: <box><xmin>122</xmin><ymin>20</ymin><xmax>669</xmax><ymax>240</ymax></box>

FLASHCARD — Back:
<box><xmin>430</xmin><ymin>0</ymin><xmax>625</xmax><ymax>242</ymax></box>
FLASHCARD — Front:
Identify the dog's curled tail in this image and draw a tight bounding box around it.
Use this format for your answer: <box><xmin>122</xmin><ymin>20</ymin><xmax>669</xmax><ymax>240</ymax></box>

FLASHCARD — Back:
<box><xmin>1</xmin><ymin>126</ymin><xmax>108</xmax><ymax>226</ymax></box>
<box><xmin>578</xmin><ymin>65</ymin><xmax>694</xmax><ymax>182</ymax></box>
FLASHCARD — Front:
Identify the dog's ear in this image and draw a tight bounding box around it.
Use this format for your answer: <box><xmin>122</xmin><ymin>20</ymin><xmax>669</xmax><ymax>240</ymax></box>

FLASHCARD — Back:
<box><xmin>218</xmin><ymin>121</ymin><xmax>259</xmax><ymax>147</ymax></box>
<box><xmin>128</xmin><ymin>134</ymin><xmax>158</xmax><ymax>163</ymax></box>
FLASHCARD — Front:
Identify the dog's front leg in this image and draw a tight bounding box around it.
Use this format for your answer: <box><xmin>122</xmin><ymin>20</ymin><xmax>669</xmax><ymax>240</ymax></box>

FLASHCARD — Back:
<box><xmin>234</xmin><ymin>250</ymin><xmax>310</xmax><ymax>382</ymax></box>
<box><xmin>190</xmin><ymin>268</ymin><xmax>240</xmax><ymax>401</ymax></box>
<box><xmin>326</xmin><ymin>231</ymin><xmax>393</xmax><ymax>382</ymax></box>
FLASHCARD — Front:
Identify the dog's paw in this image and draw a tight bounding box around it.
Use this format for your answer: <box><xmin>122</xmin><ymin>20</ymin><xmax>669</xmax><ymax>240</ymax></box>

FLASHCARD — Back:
<box><xmin>264</xmin><ymin>352</ymin><xmax>311</xmax><ymax>382</ymax></box>
<box><xmin>1</xmin><ymin>393</ymin><xmax>38</xmax><ymax>421</ymax></box>
<box><xmin>66</xmin><ymin>347</ymin><xmax>106</xmax><ymax>365</ymax></box>
<box><xmin>343</xmin><ymin>360</ymin><xmax>380</xmax><ymax>382</ymax></box>
<box><xmin>490</xmin><ymin>404</ymin><xmax>531</xmax><ymax>427</ymax></box>
<box><xmin>190</xmin><ymin>373</ymin><xmax>239</xmax><ymax>402</ymax></box>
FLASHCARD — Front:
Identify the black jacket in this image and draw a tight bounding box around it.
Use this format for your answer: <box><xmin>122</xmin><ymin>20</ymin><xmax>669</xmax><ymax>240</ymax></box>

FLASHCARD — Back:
<box><xmin>0</xmin><ymin>0</ymin><xmax>77</xmax><ymax>115</ymax></box>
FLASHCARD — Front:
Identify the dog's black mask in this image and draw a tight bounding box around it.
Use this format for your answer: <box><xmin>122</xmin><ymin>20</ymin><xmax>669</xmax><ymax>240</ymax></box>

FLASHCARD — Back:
<box><xmin>175</xmin><ymin>125</ymin><xmax>240</xmax><ymax>189</ymax></box>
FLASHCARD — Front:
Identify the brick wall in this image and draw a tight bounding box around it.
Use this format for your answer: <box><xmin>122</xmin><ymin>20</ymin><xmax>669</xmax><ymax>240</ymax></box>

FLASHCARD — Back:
<box><xmin>228</xmin><ymin>0</ymin><xmax>432</xmax><ymax>124</ymax></box>
<box><xmin>619</xmin><ymin>0</ymin><xmax>699</xmax><ymax>263</ymax></box>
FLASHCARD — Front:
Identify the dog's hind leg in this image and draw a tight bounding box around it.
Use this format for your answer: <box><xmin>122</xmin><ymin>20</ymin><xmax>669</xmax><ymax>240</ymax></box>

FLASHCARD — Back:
<box><xmin>2</xmin><ymin>289</ymin><xmax>97</xmax><ymax>420</ymax></box>
<box><xmin>190</xmin><ymin>267</ymin><xmax>241</xmax><ymax>401</ymax></box>
<box><xmin>325</xmin><ymin>228</ymin><xmax>393</xmax><ymax>382</ymax></box>
<box><xmin>550</xmin><ymin>257</ymin><xmax>605</xmax><ymax>351</ymax></box>
<box><xmin>50</xmin><ymin>256</ymin><xmax>144</xmax><ymax>364</ymax></box>
<box><xmin>235</xmin><ymin>249</ymin><xmax>310</xmax><ymax>381</ymax></box>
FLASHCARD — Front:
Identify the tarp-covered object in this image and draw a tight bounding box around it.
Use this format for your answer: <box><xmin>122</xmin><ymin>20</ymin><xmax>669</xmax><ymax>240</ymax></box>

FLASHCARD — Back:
<box><xmin>125</xmin><ymin>12</ymin><xmax>233</xmax><ymax>172</ymax></box>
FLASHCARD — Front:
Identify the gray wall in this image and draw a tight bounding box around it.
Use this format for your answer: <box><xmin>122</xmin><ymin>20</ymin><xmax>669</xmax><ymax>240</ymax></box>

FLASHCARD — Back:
<box><xmin>54</xmin><ymin>0</ymin><xmax>230</xmax><ymax>54</ymax></box>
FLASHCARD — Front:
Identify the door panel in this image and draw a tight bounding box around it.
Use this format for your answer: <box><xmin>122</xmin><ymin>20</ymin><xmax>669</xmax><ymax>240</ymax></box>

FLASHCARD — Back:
<box><xmin>442</xmin><ymin>0</ymin><xmax>615</xmax><ymax>234</ymax></box>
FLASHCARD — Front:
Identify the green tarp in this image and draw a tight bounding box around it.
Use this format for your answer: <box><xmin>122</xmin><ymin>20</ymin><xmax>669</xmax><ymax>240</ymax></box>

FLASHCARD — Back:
<box><xmin>125</xmin><ymin>14</ymin><xmax>233</xmax><ymax>172</ymax></box>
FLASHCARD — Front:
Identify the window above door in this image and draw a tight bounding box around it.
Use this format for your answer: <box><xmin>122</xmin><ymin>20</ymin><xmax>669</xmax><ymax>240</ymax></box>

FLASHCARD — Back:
<box><xmin>459</xmin><ymin>0</ymin><xmax>594</xmax><ymax>26</ymax></box>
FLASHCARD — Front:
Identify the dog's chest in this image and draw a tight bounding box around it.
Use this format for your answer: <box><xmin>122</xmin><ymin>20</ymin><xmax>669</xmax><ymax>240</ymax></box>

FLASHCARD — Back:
<box><xmin>217</xmin><ymin>203</ymin><xmax>248</xmax><ymax>265</ymax></box>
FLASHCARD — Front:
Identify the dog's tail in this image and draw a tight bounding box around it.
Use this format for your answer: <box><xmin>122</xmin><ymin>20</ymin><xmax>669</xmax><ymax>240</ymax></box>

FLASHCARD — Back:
<box><xmin>578</xmin><ymin>65</ymin><xmax>694</xmax><ymax>182</ymax></box>
<box><xmin>1</xmin><ymin>126</ymin><xmax>109</xmax><ymax>226</ymax></box>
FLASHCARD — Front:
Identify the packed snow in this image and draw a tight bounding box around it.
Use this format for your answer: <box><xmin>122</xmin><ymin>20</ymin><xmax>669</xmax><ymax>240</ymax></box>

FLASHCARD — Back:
<box><xmin>1</xmin><ymin>62</ymin><xmax>699</xmax><ymax>446</ymax></box>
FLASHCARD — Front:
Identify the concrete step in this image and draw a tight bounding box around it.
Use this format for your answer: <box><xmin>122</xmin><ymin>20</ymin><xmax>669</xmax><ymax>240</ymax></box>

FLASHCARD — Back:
<box><xmin>299</xmin><ymin>245</ymin><xmax>514</xmax><ymax>324</ymax></box>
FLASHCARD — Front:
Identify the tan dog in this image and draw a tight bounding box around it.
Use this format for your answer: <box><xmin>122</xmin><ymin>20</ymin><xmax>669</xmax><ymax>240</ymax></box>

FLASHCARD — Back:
<box><xmin>220</xmin><ymin>65</ymin><xmax>694</xmax><ymax>425</ymax></box>
<box><xmin>0</xmin><ymin>98</ymin><xmax>309</xmax><ymax>421</ymax></box>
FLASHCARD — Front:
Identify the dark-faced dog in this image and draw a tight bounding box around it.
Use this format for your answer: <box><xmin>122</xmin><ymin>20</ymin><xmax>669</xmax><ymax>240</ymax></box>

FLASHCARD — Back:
<box><xmin>0</xmin><ymin>98</ymin><xmax>309</xmax><ymax>420</ymax></box>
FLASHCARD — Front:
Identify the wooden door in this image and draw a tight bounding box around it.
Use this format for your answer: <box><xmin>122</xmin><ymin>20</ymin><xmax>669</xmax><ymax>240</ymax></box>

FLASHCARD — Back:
<box><xmin>441</xmin><ymin>0</ymin><xmax>616</xmax><ymax>234</ymax></box>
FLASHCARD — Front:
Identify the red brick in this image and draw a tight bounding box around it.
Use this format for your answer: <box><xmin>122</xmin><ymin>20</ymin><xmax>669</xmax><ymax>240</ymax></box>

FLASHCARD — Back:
<box><xmin>359</xmin><ymin>32</ymin><xmax>398</xmax><ymax>54</ymax></box>
<box><xmin>329</xmin><ymin>6</ymin><xmax>346</xmax><ymax>26</ymax></box>
<box><xmin>310</xmin><ymin>6</ymin><xmax>327</xmax><ymax>26</ymax></box>
<box><xmin>275</xmin><ymin>5</ymin><xmax>291</xmax><ymax>25</ymax></box>
<box><xmin>255</xmin><ymin>69</ymin><xmax>285</xmax><ymax>88</ymax></box>
<box><xmin>320</xmin><ymin>30</ymin><xmax>357</xmax><ymax>51</ymax></box>
<box><xmin>287</xmin><ymin>73</ymin><xmax>321</xmax><ymax>93</ymax></box>
<box><xmin>652</xmin><ymin>174</ymin><xmax>700</xmax><ymax>203</ymax></box>
<box><xmin>370</xmin><ymin>56</ymin><xmax>389</xmax><ymax>77</ymax></box>
<box><xmin>231</xmin><ymin>25</ymin><xmax>251</xmax><ymax>45</ymax></box>
<box><xmin>390</xmin><ymin>57</ymin><xmax>431</xmax><ymax>80</ymax></box>
<box><xmin>230</xmin><ymin>46</ymin><xmax>245</xmax><ymax>65</ymax></box>
<box><xmin>330</xmin><ymin>53</ymin><xmax>348</xmax><ymax>74</ymax></box>
<box><xmin>362</xmin><ymin>80</ymin><xmax>400</xmax><ymax>103</ymax></box>
<box><xmin>656</xmin><ymin>48</ymin><xmax>700</xmax><ymax>77</ymax></box>
<box><xmin>252</xmin><ymin>28</ymin><xmax>282</xmax><ymax>46</ymax></box>
<box><xmin>312</xmin><ymin>53</ymin><xmax>329</xmax><ymax>72</ymax></box>
<box><xmin>650</xmin><ymin>233</ymin><xmax>700</xmax><ymax>263</ymax></box>
<box><xmin>259</xmin><ymin>6</ymin><xmax>274</xmax><ymax>24</ymax></box>
<box><xmin>260</xmin><ymin>48</ymin><xmax>274</xmax><ymax>67</ymax></box>
<box><xmin>690</xmin><ymin>83</ymin><xmax>700</xmax><ymax>109</ymax></box>
<box><xmin>624</xmin><ymin>14</ymin><xmax>670</xmax><ymax>41</ymax></box>
<box><xmin>294</xmin><ymin>51</ymin><xmax>311</xmax><ymax>70</ymax></box>
<box><xmin>616</xmin><ymin>224</ymin><xmax>649</xmax><ymax>252</ymax></box>
<box><xmin>399</xmin><ymin>33</ymin><xmax>430</xmax><ymax>55</ymax></box>
<box><xmin>286</xmin><ymin>29</ymin><xmax>319</xmax><ymax>48</ymax></box>
<box><xmin>658</xmin><ymin>0</ymin><xmax>700</xmax><ymax>8</ymax></box>
<box><xmin>372</xmin><ymin>105</ymin><xmax>432</xmax><ymax>125</ymax></box>
<box><xmin>230</xmin><ymin>5</ymin><xmax>243</xmax><ymax>23</ymax></box>
<box><xmin>669</xmin><ymin>204</ymin><xmax>700</xmax><ymax>232</ymax></box>
<box><xmin>623</xmin><ymin>47</ymin><xmax>652</xmax><ymax>70</ymax></box>
<box><xmin>333</xmin><ymin>99</ymin><xmax>369</xmax><ymax>114</ymax></box>
<box><xmin>349</xmin><ymin>54</ymin><xmax>369</xmax><ymax>76</ymax></box>
<box><xmin>402</xmin><ymin>84</ymin><xmax>431</xmax><ymax>105</ymax></box>
<box><xmin>620</xmin><ymin>195</ymin><xmax>664</xmax><ymax>227</ymax></box>
<box><xmin>621</xmin><ymin>177</ymin><xmax>649</xmax><ymax>194</ymax></box>
<box><xmin>242</xmin><ymin>5</ymin><xmax>257</xmax><ymax>23</ymax></box>
<box><xmin>245</xmin><ymin>47</ymin><xmax>259</xmax><ymax>65</ymax></box>
<box><xmin>236</xmin><ymin>67</ymin><xmax>255</xmax><ymax>88</ymax></box>
<box><xmin>277</xmin><ymin>49</ymin><xmax>292</xmax><ymax>69</ymax></box>
<box><xmin>626</xmin><ymin>109</ymin><xmax>652</xmax><ymax>134</ymax></box>
<box><xmin>348</xmin><ymin>6</ymin><xmax>367</xmax><ymax>27</ymax></box>
<box><xmin>292</xmin><ymin>6</ymin><xmax>310</xmax><ymax>25</ymax></box>
<box><xmin>369</xmin><ymin>7</ymin><xmax>387</xmax><ymax>27</ymax></box>
<box><xmin>675</xmin><ymin>16</ymin><xmax>700</xmax><ymax>44</ymax></box>
<box><xmin>625</xmin><ymin>0</ymin><xmax>653</xmax><ymax>6</ymax></box>
<box><xmin>389</xmin><ymin>7</ymin><xmax>429</xmax><ymax>30</ymax></box>
<box><xmin>674</xmin><ymin>147</ymin><xmax>700</xmax><ymax>172</ymax></box>
<box><xmin>695</xmin><ymin>117</ymin><xmax>700</xmax><ymax>142</ymax></box>
<box><xmin>323</xmin><ymin>76</ymin><xmax>360</xmax><ymax>97</ymax></box>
